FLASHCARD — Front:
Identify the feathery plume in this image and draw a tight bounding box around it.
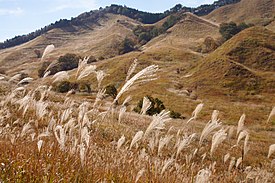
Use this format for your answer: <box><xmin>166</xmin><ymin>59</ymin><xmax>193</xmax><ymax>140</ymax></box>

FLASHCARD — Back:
<box><xmin>41</xmin><ymin>44</ymin><xmax>55</xmax><ymax>60</ymax></box>
<box><xmin>158</xmin><ymin>135</ymin><xmax>173</xmax><ymax>156</ymax></box>
<box><xmin>267</xmin><ymin>106</ymin><xmax>275</xmax><ymax>123</ymax></box>
<box><xmin>161</xmin><ymin>158</ymin><xmax>174</xmax><ymax>175</ymax></box>
<box><xmin>140</xmin><ymin>96</ymin><xmax>151</xmax><ymax>115</ymax></box>
<box><xmin>17</xmin><ymin>77</ymin><xmax>33</xmax><ymax>85</ymax></box>
<box><xmin>210</xmin><ymin>128</ymin><xmax>227</xmax><ymax>156</ymax></box>
<box><xmin>237</xmin><ymin>130</ymin><xmax>249</xmax><ymax>145</ymax></box>
<box><xmin>77</xmin><ymin>65</ymin><xmax>96</xmax><ymax>80</ymax></box>
<box><xmin>228</xmin><ymin>157</ymin><xmax>235</xmax><ymax>172</ymax></box>
<box><xmin>187</xmin><ymin>103</ymin><xmax>204</xmax><ymax>123</ymax></box>
<box><xmin>176</xmin><ymin>133</ymin><xmax>196</xmax><ymax>157</ymax></box>
<box><xmin>237</xmin><ymin>114</ymin><xmax>246</xmax><ymax>135</ymax></box>
<box><xmin>236</xmin><ymin>157</ymin><xmax>242</xmax><ymax>168</ymax></box>
<box><xmin>52</xmin><ymin>71</ymin><xmax>69</xmax><ymax>83</ymax></box>
<box><xmin>144</xmin><ymin>110</ymin><xmax>170</xmax><ymax>138</ymax></box>
<box><xmin>195</xmin><ymin>168</ymin><xmax>211</xmax><ymax>183</ymax></box>
<box><xmin>268</xmin><ymin>144</ymin><xmax>275</xmax><ymax>158</ymax></box>
<box><xmin>96</xmin><ymin>70</ymin><xmax>107</xmax><ymax>89</ymax></box>
<box><xmin>243</xmin><ymin>133</ymin><xmax>250</xmax><ymax>159</ymax></box>
<box><xmin>135</xmin><ymin>168</ymin><xmax>145</xmax><ymax>183</ymax></box>
<box><xmin>37</xmin><ymin>140</ymin><xmax>43</xmax><ymax>153</ymax></box>
<box><xmin>43</xmin><ymin>71</ymin><xmax>51</xmax><ymax>78</ymax></box>
<box><xmin>224</xmin><ymin>153</ymin><xmax>230</xmax><ymax>164</ymax></box>
<box><xmin>54</xmin><ymin>125</ymin><xmax>66</xmax><ymax>150</ymax></box>
<box><xmin>118</xmin><ymin>106</ymin><xmax>126</xmax><ymax>123</ymax></box>
<box><xmin>76</xmin><ymin>56</ymin><xmax>89</xmax><ymax>78</ymax></box>
<box><xmin>117</xmin><ymin>135</ymin><xmax>126</xmax><ymax>151</ymax></box>
<box><xmin>126</xmin><ymin>58</ymin><xmax>138</xmax><ymax>81</ymax></box>
<box><xmin>199</xmin><ymin>120</ymin><xmax>221</xmax><ymax>146</ymax></box>
<box><xmin>130</xmin><ymin>131</ymin><xmax>143</xmax><ymax>149</ymax></box>
<box><xmin>113</xmin><ymin>65</ymin><xmax>158</xmax><ymax>104</ymax></box>
<box><xmin>211</xmin><ymin>110</ymin><xmax>219</xmax><ymax>122</ymax></box>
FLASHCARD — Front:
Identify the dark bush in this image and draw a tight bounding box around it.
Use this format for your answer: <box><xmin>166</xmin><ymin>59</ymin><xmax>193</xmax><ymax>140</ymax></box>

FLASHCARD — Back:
<box><xmin>118</xmin><ymin>37</ymin><xmax>135</xmax><ymax>54</ymax></box>
<box><xmin>38</xmin><ymin>53</ymin><xmax>80</xmax><ymax>77</ymax></box>
<box><xmin>105</xmin><ymin>84</ymin><xmax>117</xmax><ymax>99</ymax></box>
<box><xmin>170</xmin><ymin>110</ymin><xmax>183</xmax><ymax>119</ymax></box>
<box><xmin>219</xmin><ymin>22</ymin><xmax>253</xmax><ymax>41</ymax></box>
<box><xmin>134</xmin><ymin>96</ymin><xmax>165</xmax><ymax>116</ymax></box>
<box><xmin>53</xmin><ymin>81</ymin><xmax>79</xmax><ymax>93</ymax></box>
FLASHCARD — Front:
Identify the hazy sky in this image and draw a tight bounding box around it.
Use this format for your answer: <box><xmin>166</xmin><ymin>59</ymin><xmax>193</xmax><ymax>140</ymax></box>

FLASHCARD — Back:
<box><xmin>0</xmin><ymin>0</ymin><xmax>215</xmax><ymax>42</ymax></box>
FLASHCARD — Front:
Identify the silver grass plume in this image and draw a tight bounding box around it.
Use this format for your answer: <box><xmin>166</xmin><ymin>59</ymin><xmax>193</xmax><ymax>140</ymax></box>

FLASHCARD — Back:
<box><xmin>158</xmin><ymin>134</ymin><xmax>173</xmax><ymax>156</ymax></box>
<box><xmin>118</xmin><ymin>106</ymin><xmax>126</xmax><ymax>123</ymax></box>
<box><xmin>161</xmin><ymin>158</ymin><xmax>174</xmax><ymax>175</ymax></box>
<box><xmin>41</xmin><ymin>44</ymin><xmax>55</xmax><ymax>60</ymax></box>
<box><xmin>144</xmin><ymin>110</ymin><xmax>170</xmax><ymax>138</ymax></box>
<box><xmin>52</xmin><ymin>71</ymin><xmax>69</xmax><ymax>83</ymax></box>
<box><xmin>211</xmin><ymin>110</ymin><xmax>219</xmax><ymax>122</ymax></box>
<box><xmin>76</xmin><ymin>56</ymin><xmax>89</xmax><ymax>78</ymax></box>
<box><xmin>117</xmin><ymin>135</ymin><xmax>126</xmax><ymax>151</ymax></box>
<box><xmin>195</xmin><ymin>168</ymin><xmax>211</xmax><ymax>183</ymax></box>
<box><xmin>228</xmin><ymin>157</ymin><xmax>236</xmax><ymax>172</ymax></box>
<box><xmin>37</xmin><ymin>140</ymin><xmax>43</xmax><ymax>153</ymax></box>
<box><xmin>243</xmin><ymin>133</ymin><xmax>250</xmax><ymax>159</ymax></box>
<box><xmin>126</xmin><ymin>58</ymin><xmax>138</xmax><ymax>81</ymax></box>
<box><xmin>17</xmin><ymin>77</ymin><xmax>33</xmax><ymax>85</ymax></box>
<box><xmin>187</xmin><ymin>103</ymin><xmax>204</xmax><ymax>124</ymax></box>
<box><xmin>140</xmin><ymin>96</ymin><xmax>151</xmax><ymax>115</ymax></box>
<box><xmin>122</xmin><ymin>96</ymin><xmax>132</xmax><ymax>106</ymax></box>
<box><xmin>77</xmin><ymin>65</ymin><xmax>96</xmax><ymax>80</ymax></box>
<box><xmin>96</xmin><ymin>70</ymin><xmax>107</xmax><ymax>89</ymax></box>
<box><xmin>176</xmin><ymin>133</ymin><xmax>196</xmax><ymax>157</ymax></box>
<box><xmin>135</xmin><ymin>168</ymin><xmax>145</xmax><ymax>183</ymax></box>
<box><xmin>236</xmin><ymin>157</ymin><xmax>242</xmax><ymax>168</ymax></box>
<box><xmin>268</xmin><ymin>144</ymin><xmax>275</xmax><ymax>158</ymax></box>
<box><xmin>113</xmin><ymin>65</ymin><xmax>158</xmax><ymax>105</ymax></box>
<box><xmin>237</xmin><ymin>130</ymin><xmax>249</xmax><ymax>145</ymax></box>
<box><xmin>130</xmin><ymin>131</ymin><xmax>143</xmax><ymax>149</ymax></box>
<box><xmin>224</xmin><ymin>153</ymin><xmax>230</xmax><ymax>164</ymax></box>
<box><xmin>237</xmin><ymin>114</ymin><xmax>246</xmax><ymax>135</ymax></box>
<box><xmin>199</xmin><ymin>120</ymin><xmax>221</xmax><ymax>146</ymax></box>
<box><xmin>210</xmin><ymin>128</ymin><xmax>227</xmax><ymax>156</ymax></box>
<box><xmin>54</xmin><ymin>125</ymin><xmax>66</xmax><ymax>150</ymax></box>
<box><xmin>267</xmin><ymin>106</ymin><xmax>275</xmax><ymax>123</ymax></box>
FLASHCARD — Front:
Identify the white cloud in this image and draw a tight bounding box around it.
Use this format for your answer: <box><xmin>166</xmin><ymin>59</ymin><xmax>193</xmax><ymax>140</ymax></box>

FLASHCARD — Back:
<box><xmin>0</xmin><ymin>7</ymin><xmax>24</xmax><ymax>16</ymax></box>
<box><xmin>49</xmin><ymin>0</ymin><xmax>97</xmax><ymax>12</ymax></box>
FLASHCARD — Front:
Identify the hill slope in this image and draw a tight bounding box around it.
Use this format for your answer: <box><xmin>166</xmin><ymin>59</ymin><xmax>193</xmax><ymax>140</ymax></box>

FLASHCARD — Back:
<box><xmin>205</xmin><ymin>0</ymin><xmax>275</xmax><ymax>25</ymax></box>
<box><xmin>186</xmin><ymin>26</ymin><xmax>275</xmax><ymax>95</ymax></box>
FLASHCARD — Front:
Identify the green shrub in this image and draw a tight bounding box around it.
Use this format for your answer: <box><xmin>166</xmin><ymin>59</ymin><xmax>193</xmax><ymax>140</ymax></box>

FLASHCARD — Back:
<box><xmin>134</xmin><ymin>96</ymin><xmax>165</xmax><ymax>116</ymax></box>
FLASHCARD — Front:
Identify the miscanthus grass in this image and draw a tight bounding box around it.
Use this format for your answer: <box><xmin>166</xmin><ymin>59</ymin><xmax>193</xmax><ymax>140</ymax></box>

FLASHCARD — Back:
<box><xmin>0</xmin><ymin>56</ymin><xmax>274</xmax><ymax>182</ymax></box>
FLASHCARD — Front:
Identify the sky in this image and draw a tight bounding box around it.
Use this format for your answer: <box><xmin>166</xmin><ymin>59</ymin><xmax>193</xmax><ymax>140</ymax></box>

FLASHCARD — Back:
<box><xmin>0</xmin><ymin>0</ymin><xmax>215</xmax><ymax>42</ymax></box>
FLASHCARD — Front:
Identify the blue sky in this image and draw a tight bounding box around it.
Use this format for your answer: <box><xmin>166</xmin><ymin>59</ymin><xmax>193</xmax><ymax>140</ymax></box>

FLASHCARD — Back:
<box><xmin>0</xmin><ymin>0</ymin><xmax>215</xmax><ymax>42</ymax></box>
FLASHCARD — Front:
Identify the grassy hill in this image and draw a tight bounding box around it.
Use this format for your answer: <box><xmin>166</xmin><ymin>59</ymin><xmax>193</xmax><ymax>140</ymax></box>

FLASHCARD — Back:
<box><xmin>205</xmin><ymin>0</ymin><xmax>275</xmax><ymax>26</ymax></box>
<box><xmin>185</xmin><ymin>26</ymin><xmax>275</xmax><ymax>95</ymax></box>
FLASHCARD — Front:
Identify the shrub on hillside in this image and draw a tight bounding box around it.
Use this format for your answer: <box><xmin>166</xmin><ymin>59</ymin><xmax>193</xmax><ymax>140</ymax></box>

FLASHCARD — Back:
<box><xmin>53</xmin><ymin>81</ymin><xmax>78</xmax><ymax>93</ymax></box>
<box><xmin>38</xmin><ymin>53</ymin><xmax>80</xmax><ymax>77</ymax></box>
<box><xmin>134</xmin><ymin>96</ymin><xmax>165</xmax><ymax>116</ymax></box>
<box><xmin>219</xmin><ymin>22</ymin><xmax>253</xmax><ymax>41</ymax></box>
<box><xmin>118</xmin><ymin>37</ymin><xmax>135</xmax><ymax>54</ymax></box>
<box><xmin>105</xmin><ymin>84</ymin><xmax>117</xmax><ymax>99</ymax></box>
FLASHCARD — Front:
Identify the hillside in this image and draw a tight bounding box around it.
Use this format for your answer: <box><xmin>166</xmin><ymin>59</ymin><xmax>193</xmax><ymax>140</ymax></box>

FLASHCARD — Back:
<box><xmin>205</xmin><ymin>0</ymin><xmax>275</xmax><ymax>25</ymax></box>
<box><xmin>0</xmin><ymin>1</ymin><xmax>241</xmax><ymax>49</ymax></box>
<box><xmin>0</xmin><ymin>14</ymin><xmax>140</xmax><ymax>77</ymax></box>
<box><xmin>185</xmin><ymin>26</ymin><xmax>275</xmax><ymax>95</ymax></box>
